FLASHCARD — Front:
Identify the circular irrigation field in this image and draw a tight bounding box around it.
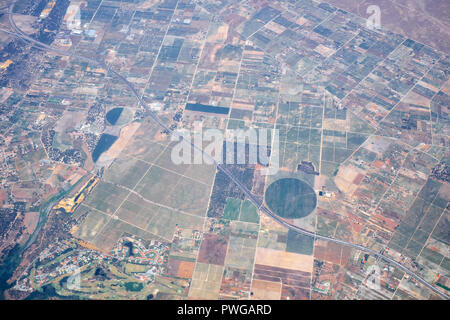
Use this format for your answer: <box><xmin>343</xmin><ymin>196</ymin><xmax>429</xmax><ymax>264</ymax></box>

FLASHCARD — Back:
<box><xmin>264</xmin><ymin>178</ymin><xmax>317</xmax><ymax>219</ymax></box>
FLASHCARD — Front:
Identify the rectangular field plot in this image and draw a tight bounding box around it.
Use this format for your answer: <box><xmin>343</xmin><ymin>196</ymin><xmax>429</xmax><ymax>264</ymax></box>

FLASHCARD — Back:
<box><xmin>134</xmin><ymin>165</ymin><xmax>181</xmax><ymax>202</ymax></box>
<box><xmin>145</xmin><ymin>206</ymin><xmax>205</xmax><ymax>241</ymax></box>
<box><xmin>163</xmin><ymin>176</ymin><xmax>212</xmax><ymax>217</ymax></box>
<box><xmin>133</xmin><ymin>163</ymin><xmax>212</xmax><ymax>216</ymax></box>
<box><xmin>103</xmin><ymin>156</ymin><xmax>150</xmax><ymax>189</ymax></box>
<box><xmin>430</xmin><ymin>209</ymin><xmax>449</xmax><ymax>246</ymax></box>
<box><xmin>75</xmin><ymin>189</ymin><xmax>206</xmax><ymax>249</ymax></box>
<box><xmin>255</xmin><ymin>247</ymin><xmax>314</xmax><ymax>273</ymax></box>
<box><xmin>251</xmin><ymin>279</ymin><xmax>282</xmax><ymax>300</ymax></box>
<box><xmin>83</xmin><ymin>181</ymin><xmax>129</xmax><ymax>215</ymax></box>
<box><xmin>182</xmin><ymin>163</ymin><xmax>217</xmax><ymax>186</ymax></box>
<box><xmin>119</xmin><ymin>119</ymin><xmax>171</xmax><ymax>159</ymax></box>
<box><xmin>224</xmin><ymin>221</ymin><xmax>259</xmax><ymax>270</ymax></box>
<box><xmin>224</xmin><ymin>237</ymin><xmax>257</xmax><ymax>270</ymax></box>
<box><xmin>91</xmin><ymin>218</ymin><xmax>167</xmax><ymax>252</ymax></box>
<box><xmin>223</xmin><ymin>198</ymin><xmax>242</xmax><ymax>220</ymax></box>
<box><xmin>388</xmin><ymin>179</ymin><xmax>448</xmax><ymax>259</ymax></box>
<box><xmin>239</xmin><ymin>200</ymin><xmax>260</xmax><ymax>223</ymax></box>
<box><xmin>122</xmin><ymin>139</ymin><xmax>168</xmax><ymax>163</ymax></box>
<box><xmin>152</xmin><ymin>141</ymin><xmax>217</xmax><ymax>185</ymax></box>
<box><xmin>116</xmin><ymin>196</ymin><xmax>160</xmax><ymax>230</ymax></box>
<box><xmin>276</xmin><ymin>94</ymin><xmax>374</xmax><ymax>177</ymax></box>
<box><xmin>219</xmin><ymin>266</ymin><xmax>252</xmax><ymax>299</ymax></box>
<box><xmin>189</xmin><ymin>263</ymin><xmax>224</xmax><ymax>299</ymax></box>
<box><xmin>257</xmin><ymin>217</ymin><xmax>288</xmax><ymax>251</ymax></box>
<box><xmin>73</xmin><ymin>121</ymin><xmax>215</xmax><ymax>251</ymax></box>
<box><xmin>154</xmin><ymin>141</ymin><xmax>192</xmax><ymax>175</ymax></box>
<box><xmin>73</xmin><ymin>208</ymin><xmax>110</xmax><ymax>243</ymax></box>
<box><xmin>285</xmin><ymin>230</ymin><xmax>314</xmax><ymax>255</ymax></box>
<box><xmin>166</xmin><ymin>256</ymin><xmax>196</xmax><ymax>279</ymax></box>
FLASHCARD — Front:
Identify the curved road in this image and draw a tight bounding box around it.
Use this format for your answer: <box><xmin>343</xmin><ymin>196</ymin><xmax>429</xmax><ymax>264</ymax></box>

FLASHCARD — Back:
<box><xmin>3</xmin><ymin>4</ymin><xmax>448</xmax><ymax>299</ymax></box>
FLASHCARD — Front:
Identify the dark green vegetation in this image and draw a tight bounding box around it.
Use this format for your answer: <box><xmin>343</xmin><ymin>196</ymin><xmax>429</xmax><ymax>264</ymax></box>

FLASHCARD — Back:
<box><xmin>223</xmin><ymin>198</ymin><xmax>241</xmax><ymax>220</ymax></box>
<box><xmin>0</xmin><ymin>187</ymin><xmax>74</xmax><ymax>299</ymax></box>
<box><xmin>92</xmin><ymin>134</ymin><xmax>118</xmax><ymax>162</ymax></box>
<box><xmin>223</xmin><ymin>198</ymin><xmax>260</xmax><ymax>223</ymax></box>
<box><xmin>185</xmin><ymin>103</ymin><xmax>229</xmax><ymax>115</ymax></box>
<box><xmin>0</xmin><ymin>246</ymin><xmax>22</xmax><ymax>300</ymax></box>
<box><xmin>215</xmin><ymin>44</ymin><xmax>242</xmax><ymax>61</ymax></box>
<box><xmin>106</xmin><ymin>107</ymin><xmax>123</xmax><ymax>125</ymax></box>
<box><xmin>265</xmin><ymin>178</ymin><xmax>316</xmax><ymax>219</ymax></box>
<box><xmin>125</xmin><ymin>281</ymin><xmax>144</xmax><ymax>292</ymax></box>
<box><xmin>25</xmin><ymin>284</ymin><xmax>80</xmax><ymax>300</ymax></box>
<box><xmin>286</xmin><ymin>230</ymin><xmax>314</xmax><ymax>255</ymax></box>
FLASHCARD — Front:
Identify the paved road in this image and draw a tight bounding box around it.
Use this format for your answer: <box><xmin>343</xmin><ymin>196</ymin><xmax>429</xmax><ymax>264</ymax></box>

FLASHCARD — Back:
<box><xmin>3</xmin><ymin>4</ymin><xmax>448</xmax><ymax>300</ymax></box>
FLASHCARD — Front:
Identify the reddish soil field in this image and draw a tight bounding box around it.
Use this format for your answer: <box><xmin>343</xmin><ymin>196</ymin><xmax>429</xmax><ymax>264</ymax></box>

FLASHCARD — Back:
<box><xmin>197</xmin><ymin>233</ymin><xmax>229</xmax><ymax>266</ymax></box>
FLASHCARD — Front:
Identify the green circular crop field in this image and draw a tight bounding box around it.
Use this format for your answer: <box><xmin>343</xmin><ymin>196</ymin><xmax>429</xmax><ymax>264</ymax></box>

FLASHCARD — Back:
<box><xmin>265</xmin><ymin>178</ymin><xmax>317</xmax><ymax>219</ymax></box>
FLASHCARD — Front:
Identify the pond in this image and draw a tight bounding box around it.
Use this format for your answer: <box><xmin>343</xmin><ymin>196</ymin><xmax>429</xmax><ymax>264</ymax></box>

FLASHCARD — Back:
<box><xmin>92</xmin><ymin>134</ymin><xmax>118</xmax><ymax>162</ymax></box>
<box><xmin>105</xmin><ymin>107</ymin><xmax>123</xmax><ymax>125</ymax></box>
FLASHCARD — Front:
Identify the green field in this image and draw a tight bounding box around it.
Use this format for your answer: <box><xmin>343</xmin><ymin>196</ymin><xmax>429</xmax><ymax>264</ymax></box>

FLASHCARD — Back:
<box><xmin>223</xmin><ymin>198</ymin><xmax>241</xmax><ymax>220</ymax></box>
<box><xmin>239</xmin><ymin>200</ymin><xmax>259</xmax><ymax>224</ymax></box>
<box><xmin>265</xmin><ymin>178</ymin><xmax>317</xmax><ymax>219</ymax></box>
<box><xmin>285</xmin><ymin>229</ymin><xmax>314</xmax><ymax>255</ymax></box>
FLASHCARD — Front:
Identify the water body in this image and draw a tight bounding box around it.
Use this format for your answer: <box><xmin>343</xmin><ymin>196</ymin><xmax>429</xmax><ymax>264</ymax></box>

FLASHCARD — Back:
<box><xmin>24</xmin><ymin>199</ymin><xmax>56</xmax><ymax>251</ymax></box>
<box><xmin>92</xmin><ymin>134</ymin><xmax>118</xmax><ymax>162</ymax></box>
<box><xmin>123</xmin><ymin>242</ymin><xmax>134</xmax><ymax>256</ymax></box>
<box><xmin>24</xmin><ymin>180</ymin><xmax>80</xmax><ymax>251</ymax></box>
<box><xmin>185</xmin><ymin>103</ymin><xmax>229</xmax><ymax>115</ymax></box>
<box><xmin>105</xmin><ymin>107</ymin><xmax>123</xmax><ymax>125</ymax></box>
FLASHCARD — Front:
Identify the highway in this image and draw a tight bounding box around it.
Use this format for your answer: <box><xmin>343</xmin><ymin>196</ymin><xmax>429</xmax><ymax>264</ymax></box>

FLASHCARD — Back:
<box><xmin>2</xmin><ymin>4</ymin><xmax>449</xmax><ymax>299</ymax></box>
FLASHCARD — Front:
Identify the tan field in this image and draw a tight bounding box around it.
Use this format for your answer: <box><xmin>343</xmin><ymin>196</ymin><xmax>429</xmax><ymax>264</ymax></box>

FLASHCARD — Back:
<box><xmin>23</xmin><ymin>211</ymin><xmax>39</xmax><ymax>235</ymax></box>
<box><xmin>98</xmin><ymin>121</ymin><xmax>141</xmax><ymax>164</ymax></box>
<box><xmin>255</xmin><ymin>247</ymin><xmax>314</xmax><ymax>273</ymax></box>
<box><xmin>315</xmin><ymin>44</ymin><xmax>336</xmax><ymax>58</ymax></box>
<box><xmin>251</xmin><ymin>279</ymin><xmax>282</xmax><ymax>300</ymax></box>
<box><xmin>265</xmin><ymin>21</ymin><xmax>286</xmax><ymax>35</ymax></box>
<box><xmin>335</xmin><ymin>164</ymin><xmax>365</xmax><ymax>195</ymax></box>
<box><xmin>189</xmin><ymin>263</ymin><xmax>224</xmax><ymax>299</ymax></box>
